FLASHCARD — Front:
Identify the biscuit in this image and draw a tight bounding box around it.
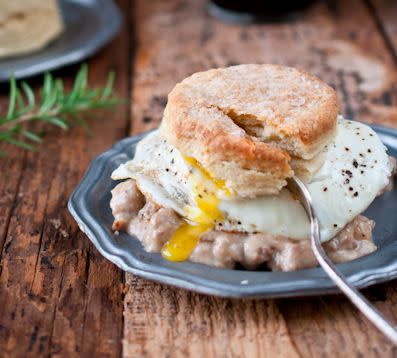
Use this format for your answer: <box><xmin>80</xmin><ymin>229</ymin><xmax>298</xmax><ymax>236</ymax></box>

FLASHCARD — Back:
<box><xmin>160</xmin><ymin>64</ymin><xmax>338</xmax><ymax>197</ymax></box>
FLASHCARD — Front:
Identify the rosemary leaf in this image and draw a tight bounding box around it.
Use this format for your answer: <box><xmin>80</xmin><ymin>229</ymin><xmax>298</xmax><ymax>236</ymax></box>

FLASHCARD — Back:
<box><xmin>21</xmin><ymin>82</ymin><xmax>36</xmax><ymax>109</ymax></box>
<box><xmin>4</xmin><ymin>137</ymin><xmax>35</xmax><ymax>150</ymax></box>
<box><xmin>6</xmin><ymin>77</ymin><xmax>17</xmax><ymax>120</ymax></box>
<box><xmin>101</xmin><ymin>71</ymin><xmax>115</xmax><ymax>99</ymax></box>
<box><xmin>22</xmin><ymin>130</ymin><xmax>42</xmax><ymax>143</ymax></box>
<box><xmin>44</xmin><ymin>117</ymin><xmax>69</xmax><ymax>130</ymax></box>
<box><xmin>0</xmin><ymin>64</ymin><xmax>121</xmax><ymax>155</ymax></box>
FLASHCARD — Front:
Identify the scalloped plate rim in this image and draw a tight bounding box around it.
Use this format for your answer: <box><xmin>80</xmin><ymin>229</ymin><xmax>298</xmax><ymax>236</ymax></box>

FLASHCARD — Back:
<box><xmin>68</xmin><ymin>124</ymin><xmax>397</xmax><ymax>298</ymax></box>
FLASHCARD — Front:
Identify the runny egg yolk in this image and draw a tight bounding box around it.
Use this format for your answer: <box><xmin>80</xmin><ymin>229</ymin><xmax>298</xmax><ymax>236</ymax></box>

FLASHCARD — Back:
<box><xmin>161</xmin><ymin>157</ymin><xmax>231</xmax><ymax>262</ymax></box>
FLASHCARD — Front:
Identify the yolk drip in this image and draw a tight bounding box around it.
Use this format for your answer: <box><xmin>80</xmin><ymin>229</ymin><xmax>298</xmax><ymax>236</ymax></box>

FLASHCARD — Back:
<box><xmin>161</xmin><ymin>157</ymin><xmax>231</xmax><ymax>262</ymax></box>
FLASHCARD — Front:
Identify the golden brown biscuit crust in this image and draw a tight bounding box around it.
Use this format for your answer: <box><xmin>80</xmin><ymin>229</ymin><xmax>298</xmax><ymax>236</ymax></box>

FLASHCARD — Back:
<box><xmin>161</xmin><ymin>64</ymin><xmax>338</xmax><ymax>197</ymax></box>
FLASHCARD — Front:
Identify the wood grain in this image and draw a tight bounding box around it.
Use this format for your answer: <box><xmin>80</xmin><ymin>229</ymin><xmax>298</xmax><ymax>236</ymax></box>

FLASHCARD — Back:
<box><xmin>0</xmin><ymin>0</ymin><xmax>130</xmax><ymax>356</ymax></box>
<box><xmin>123</xmin><ymin>0</ymin><xmax>397</xmax><ymax>357</ymax></box>
<box><xmin>1</xmin><ymin>0</ymin><xmax>397</xmax><ymax>356</ymax></box>
<box><xmin>370</xmin><ymin>0</ymin><xmax>397</xmax><ymax>61</ymax></box>
<box><xmin>130</xmin><ymin>0</ymin><xmax>397</xmax><ymax>133</ymax></box>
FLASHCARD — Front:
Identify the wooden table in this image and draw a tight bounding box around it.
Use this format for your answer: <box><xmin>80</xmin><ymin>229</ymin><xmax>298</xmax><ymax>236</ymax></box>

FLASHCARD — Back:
<box><xmin>1</xmin><ymin>0</ymin><xmax>397</xmax><ymax>356</ymax></box>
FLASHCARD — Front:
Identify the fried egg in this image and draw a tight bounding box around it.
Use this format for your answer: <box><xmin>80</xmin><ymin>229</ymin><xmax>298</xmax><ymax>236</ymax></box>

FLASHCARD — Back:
<box><xmin>112</xmin><ymin>117</ymin><xmax>393</xmax><ymax>261</ymax></box>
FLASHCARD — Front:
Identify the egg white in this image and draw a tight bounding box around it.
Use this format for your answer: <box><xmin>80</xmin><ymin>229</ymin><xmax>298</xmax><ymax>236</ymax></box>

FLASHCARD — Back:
<box><xmin>112</xmin><ymin>117</ymin><xmax>393</xmax><ymax>242</ymax></box>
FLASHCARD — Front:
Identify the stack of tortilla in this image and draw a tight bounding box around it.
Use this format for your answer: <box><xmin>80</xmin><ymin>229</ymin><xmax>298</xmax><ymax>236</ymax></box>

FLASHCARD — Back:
<box><xmin>0</xmin><ymin>0</ymin><xmax>63</xmax><ymax>59</ymax></box>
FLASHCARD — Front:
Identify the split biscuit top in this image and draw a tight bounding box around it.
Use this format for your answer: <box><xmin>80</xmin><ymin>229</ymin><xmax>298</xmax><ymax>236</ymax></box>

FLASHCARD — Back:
<box><xmin>160</xmin><ymin>64</ymin><xmax>339</xmax><ymax>198</ymax></box>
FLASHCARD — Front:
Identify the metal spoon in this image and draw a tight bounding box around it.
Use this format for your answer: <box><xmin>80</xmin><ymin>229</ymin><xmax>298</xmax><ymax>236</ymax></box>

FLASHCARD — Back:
<box><xmin>288</xmin><ymin>176</ymin><xmax>397</xmax><ymax>345</ymax></box>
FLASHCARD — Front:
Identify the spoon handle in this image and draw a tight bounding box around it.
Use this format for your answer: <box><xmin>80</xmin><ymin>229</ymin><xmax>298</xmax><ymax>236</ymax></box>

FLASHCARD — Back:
<box><xmin>290</xmin><ymin>176</ymin><xmax>397</xmax><ymax>345</ymax></box>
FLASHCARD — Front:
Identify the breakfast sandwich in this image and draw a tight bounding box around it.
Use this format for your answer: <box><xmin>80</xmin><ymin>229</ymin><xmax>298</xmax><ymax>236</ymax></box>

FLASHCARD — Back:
<box><xmin>110</xmin><ymin>64</ymin><xmax>396</xmax><ymax>271</ymax></box>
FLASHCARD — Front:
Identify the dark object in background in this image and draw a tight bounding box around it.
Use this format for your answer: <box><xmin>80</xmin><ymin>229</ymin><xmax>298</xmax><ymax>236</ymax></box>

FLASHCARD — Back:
<box><xmin>208</xmin><ymin>0</ymin><xmax>317</xmax><ymax>23</ymax></box>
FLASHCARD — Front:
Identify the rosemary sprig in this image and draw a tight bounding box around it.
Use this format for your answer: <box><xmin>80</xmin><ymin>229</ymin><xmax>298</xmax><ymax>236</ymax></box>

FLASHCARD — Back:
<box><xmin>0</xmin><ymin>64</ymin><xmax>120</xmax><ymax>155</ymax></box>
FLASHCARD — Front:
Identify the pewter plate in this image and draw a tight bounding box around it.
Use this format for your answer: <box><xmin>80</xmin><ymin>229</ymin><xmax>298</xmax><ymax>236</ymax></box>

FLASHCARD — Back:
<box><xmin>0</xmin><ymin>0</ymin><xmax>121</xmax><ymax>82</ymax></box>
<box><xmin>68</xmin><ymin>125</ymin><xmax>397</xmax><ymax>298</ymax></box>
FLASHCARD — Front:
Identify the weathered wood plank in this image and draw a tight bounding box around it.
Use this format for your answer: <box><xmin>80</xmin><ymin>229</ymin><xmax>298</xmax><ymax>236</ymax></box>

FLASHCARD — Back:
<box><xmin>123</xmin><ymin>276</ymin><xmax>301</xmax><ymax>358</ymax></box>
<box><xmin>0</xmin><ymin>0</ymin><xmax>130</xmax><ymax>356</ymax></box>
<box><xmin>129</xmin><ymin>0</ymin><xmax>397</xmax><ymax>134</ymax></box>
<box><xmin>0</xmin><ymin>81</ymin><xmax>28</xmax><ymax>267</ymax></box>
<box><xmin>0</xmin><ymin>144</ymin><xmax>26</xmax><ymax>267</ymax></box>
<box><xmin>124</xmin><ymin>0</ymin><xmax>397</xmax><ymax>357</ymax></box>
<box><xmin>370</xmin><ymin>0</ymin><xmax>397</xmax><ymax>61</ymax></box>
